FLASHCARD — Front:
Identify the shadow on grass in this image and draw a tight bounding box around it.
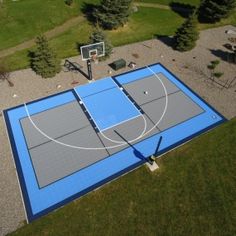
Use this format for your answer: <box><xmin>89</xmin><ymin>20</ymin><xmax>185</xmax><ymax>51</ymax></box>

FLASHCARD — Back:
<box><xmin>81</xmin><ymin>2</ymin><xmax>98</xmax><ymax>25</ymax></box>
<box><xmin>169</xmin><ymin>2</ymin><xmax>196</xmax><ymax>18</ymax></box>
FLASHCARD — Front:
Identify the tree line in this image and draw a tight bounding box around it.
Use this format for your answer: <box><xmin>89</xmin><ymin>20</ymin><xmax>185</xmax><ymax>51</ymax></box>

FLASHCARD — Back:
<box><xmin>1</xmin><ymin>0</ymin><xmax>235</xmax><ymax>79</ymax></box>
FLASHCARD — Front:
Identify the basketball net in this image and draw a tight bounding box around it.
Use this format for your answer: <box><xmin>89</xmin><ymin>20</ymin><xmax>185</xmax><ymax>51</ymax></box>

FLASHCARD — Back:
<box><xmin>91</xmin><ymin>54</ymin><xmax>98</xmax><ymax>64</ymax></box>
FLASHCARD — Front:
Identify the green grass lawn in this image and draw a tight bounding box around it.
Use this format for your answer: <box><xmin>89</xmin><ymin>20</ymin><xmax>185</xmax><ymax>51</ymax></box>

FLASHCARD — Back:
<box><xmin>109</xmin><ymin>7</ymin><xmax>184</xmax><ymax>45</ymax></box>
<box><xmin>0</xmin><ymin>0</ymin><xmax>98</xmax><ymax>50</ymax></box>
<box><xmin>10</xmin><ymin>118</ymin><xmax>236</xmax><ymax>236</ymax></box>
<box><xmin>3</xmin><ymin>7</ymin><xmax>184</xmax><ymax>71</ymax></box>
<box><xmin>1</xmin><ymin>1</ymin><xmax>235</xmax><ymax>71</ymax></box>
<box><xmin>135</xmin><ymin>0</ymin><xmax>200</xmax><ymax>6</ymax></box>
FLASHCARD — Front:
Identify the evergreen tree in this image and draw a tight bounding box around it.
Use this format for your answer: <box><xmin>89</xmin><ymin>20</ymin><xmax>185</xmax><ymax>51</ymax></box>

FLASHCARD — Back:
<box><xmin>30</xmin><ymin>35</ymin><xmax>61</xmax><ymax>78</ymax></box>
<box><xmin>89</xmin><ymin>28</ymin><xmax>113</xmax><ymax>58</ymax></box>
<box><xmin>198</xmin><ymin>0</ymin><xmax>236</xmax><ymax>23</ymax></box>
<box><xmin>93</xmin><ymin>0</ymin><xmax>133</xmax><ymax>30</ymax></box>
<box><xmin>174</xmin><ymin>12</ymin><xmax>199</xmax><ymax>52</ymax></box>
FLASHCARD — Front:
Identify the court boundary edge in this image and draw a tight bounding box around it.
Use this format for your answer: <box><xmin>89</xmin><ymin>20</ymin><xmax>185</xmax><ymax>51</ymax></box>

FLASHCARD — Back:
<box><xmin>2</xmin><ymin>62</ymin><xmax>227</xmax><ymax>223</ymax></box>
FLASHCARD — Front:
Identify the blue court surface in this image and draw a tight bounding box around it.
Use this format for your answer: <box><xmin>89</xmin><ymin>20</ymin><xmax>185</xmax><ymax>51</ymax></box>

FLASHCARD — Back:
<box><xmin>3</xmin><ymin>63</ymin><xmax>226</xmax><ymax>222</ymax></box>
<box><xmin>74</xmin><ymin>77</ymin><xmax>141</xmax><ymax>131</ymax></box>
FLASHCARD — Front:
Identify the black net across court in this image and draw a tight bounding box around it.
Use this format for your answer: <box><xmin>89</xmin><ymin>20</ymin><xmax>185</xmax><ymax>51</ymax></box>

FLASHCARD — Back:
<box><xmin>20</xmin><ymin>73</ymin><xmax>203</xmax><ymax>188</ymax></box>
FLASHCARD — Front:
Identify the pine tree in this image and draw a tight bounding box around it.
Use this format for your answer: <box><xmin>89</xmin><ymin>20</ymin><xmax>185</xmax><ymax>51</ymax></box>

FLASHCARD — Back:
<box><xmin>89</xmin><ymin>28</ymin><xmax>113</xmax><ymax>58</ymax></box>
<box><xmin>30</xmin><ymin>35</ymin><xmax>61</xmax><ymax>78</ymax></box>
<box><xmin>174</xmin><ymin>12</ymin><xmax>199</xmax><ymax>52</ymax></box>
<box><xmin>93</xmin><ymin>0</ymin><xmax>133</xmax><ymax>30</ymax></box>
<box><xmin>198</xmin><ymin>0</ymin><xmax>236</xmax><ymax>23</ymax></box>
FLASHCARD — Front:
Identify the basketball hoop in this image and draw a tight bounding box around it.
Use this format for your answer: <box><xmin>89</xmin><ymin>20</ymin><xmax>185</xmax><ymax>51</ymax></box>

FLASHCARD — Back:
<box><xmin>80</xmin><ymin>42</ymin><xmax>105</xmax><ymax>80</ymax></box>
<box><xmin>80</xmin><ymin>42</ymin><xmax>105</xmax><ymax>61</ymax></box>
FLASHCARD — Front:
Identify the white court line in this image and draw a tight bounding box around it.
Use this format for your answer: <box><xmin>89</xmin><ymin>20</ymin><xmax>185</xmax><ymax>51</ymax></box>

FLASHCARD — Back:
<box><xmin>100</xmin><ymin>113</ymin><xmax>142</xmax><ymax>133</ymax></box>
<box><xmin>76</xmin><ymin>83</ymin><xmax>147</xmax><ymax>145</ymax></box>
<box><xmin>100</xmin><ymin>114</ymin><xmax>147</xmax><ymax>145</ymax></box>
<box><xmin>109</xmin><ymin>77</ymin><xmax>142</xmax><ymax>116</ymax></box>
<box><xmin>98</xmin><ymin>66</ymin><xmax>168</xmax><ymax>144</ymax></box>
<box><xmin>75</xmin><ymin>83</ymin><xmax>142</xmax><ymax>136</ymax></box>
<box><xmin>141</xmin><ymin>66</ymin><xmax>168</xmax><ymax>137</ymax></box>
<box><xmin>24</xmin><ymin>65</ymin><xmax>168</xmax><ymax>150</ymax></box>
<box><xmin>74</xmin><ymin>89</ymin><xmax>102</xmax><ymax>132</ymax></box>
<box><xmin>95</xmin><ymin>78</ymin><xmax>146</xmax><ymax>144</ymax></box>
<box><xmin>113</xmin><ymin>82</ymin><xmax>142</xmax><ymax>116</ymax></box>
<box><xmin>24</xmin><ymin>103</ymin><xmax>126</xmax><ymax>150</ymax></box>
<box><xmin>24</xmin><ymin>103</ymin><xmax>148</xmax><ymax>150</ymax></box>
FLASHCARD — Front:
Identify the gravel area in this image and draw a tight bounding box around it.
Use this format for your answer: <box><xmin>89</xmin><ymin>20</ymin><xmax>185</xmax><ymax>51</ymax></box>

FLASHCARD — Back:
<box><xmin>0</xmin><ymin>25</ymin><xmax>235</xmax><ymax>236</ymax></box>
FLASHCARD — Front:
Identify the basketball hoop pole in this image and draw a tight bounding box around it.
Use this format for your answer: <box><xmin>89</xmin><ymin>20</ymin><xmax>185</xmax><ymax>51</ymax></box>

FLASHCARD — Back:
<box><xmin>87</xmin><ymin>59</ymin><xmax>93</xmax><ymax>81</ymax></box>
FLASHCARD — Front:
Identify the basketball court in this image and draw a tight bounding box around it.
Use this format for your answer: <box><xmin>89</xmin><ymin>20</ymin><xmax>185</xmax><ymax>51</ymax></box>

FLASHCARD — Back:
<box><xmin>4</xmin><ymin>62</ymin><xmax>226</xmax><ymax>222</ymax></box>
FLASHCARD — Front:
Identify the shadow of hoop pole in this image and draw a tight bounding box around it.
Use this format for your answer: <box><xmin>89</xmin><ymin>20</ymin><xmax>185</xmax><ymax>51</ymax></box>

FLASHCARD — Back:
<box><xmin>114</xmin><ymin>130</ymin><xmax>149</xmax><ymax>163</ymax></box>
<box><xmin>114</xmin><ymin>130</ymin><xmax>163</xmax><ymax>164</ymax></box>
<box><xmin>64</xmin><ymin>59</ymin><xmax>89</xmax><ymax>80</ymax></box>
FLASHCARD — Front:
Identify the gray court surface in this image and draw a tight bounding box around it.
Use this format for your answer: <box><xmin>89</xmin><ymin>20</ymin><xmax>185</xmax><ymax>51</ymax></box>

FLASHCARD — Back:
<box><xmin>123</xmin><ymin>73</ymin><xmax>179</xmax><ymax>106</ymax></box>
<box><xmin>21</xmin><ymin>101</ymin><xmax>109</xmax><ymax>188</ymax></box>
<box><xmin>98</xmin><ymin>114</ymin><xmax>160</xmax><ymax>155</ymax></box>
<box><xmin>123</xmin><ymin>73</ymin><xmax>204</xmax><ymax>131</ymax></box>
<box><xmin>21</xmin><ymin>101</ymin><xmax>90</xmax><ymax>149</ymax></box>
<box><xmin>20</xmin><ymin>73</ymin><xmax>204</xmax><ymax>188</ymax></box>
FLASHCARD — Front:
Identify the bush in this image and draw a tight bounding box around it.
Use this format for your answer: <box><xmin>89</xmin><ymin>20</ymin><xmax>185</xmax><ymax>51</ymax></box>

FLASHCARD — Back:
<box><xmin>207</xmin><ymin>60</ymin><xmax>220</xmax><ymax>70</ymax></box>
<box><xmin>211</xmin><ymin>60</ymin><xmax>220</xmax><ymax>66</ymax></box>
<box><xmin>213</xmin><ymin>72</ymin><xmax>224</xmax><ymax>78</ymax></box>
<box><xmin>207</xmin><ymin>60</ymin><xmax>223</xmax><ymax>80</ymax></box>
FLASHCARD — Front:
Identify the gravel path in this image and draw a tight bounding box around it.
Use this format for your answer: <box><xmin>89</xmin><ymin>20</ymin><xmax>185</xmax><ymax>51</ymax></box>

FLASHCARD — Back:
<box><xmin>134</xmin><ymin>2</ymin><xmax>171</xmax><ymax>9</ymax></box>
<box><xmin>134</xmin><ymin>2</ymin><xmax>192</xmax><ymax>12</ymax></box>
<box><xmin>0</xmin><ymin>25</ymin><xmax>235</xmax><ymax>236</ymax></box>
